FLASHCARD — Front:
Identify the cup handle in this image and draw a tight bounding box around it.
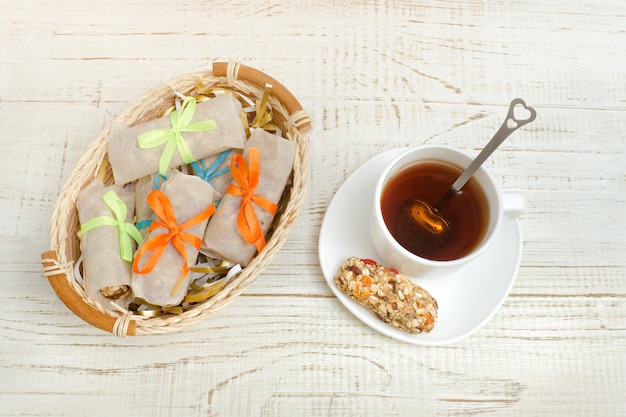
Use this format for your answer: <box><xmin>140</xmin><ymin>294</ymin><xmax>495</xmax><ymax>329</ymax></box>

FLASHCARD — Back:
<box><xmin>502</xmin><ymin>192</ymin><xmax>525</xmax><ymax>219</ymax></box>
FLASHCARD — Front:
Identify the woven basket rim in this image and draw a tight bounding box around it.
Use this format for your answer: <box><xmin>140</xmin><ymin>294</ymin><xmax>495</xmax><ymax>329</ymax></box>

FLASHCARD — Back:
<box><xmin>41</xmin><ymin>62</ymin><xmax>311</xmax><ymax>336</ymax></box>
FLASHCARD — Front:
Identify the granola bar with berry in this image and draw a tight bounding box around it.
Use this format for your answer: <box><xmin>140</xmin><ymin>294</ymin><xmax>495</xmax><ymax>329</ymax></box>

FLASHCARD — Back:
<box><xmin>333</xmin><ymin>257</ymin><xmax>437</xmax><ymax>334</ymax></box>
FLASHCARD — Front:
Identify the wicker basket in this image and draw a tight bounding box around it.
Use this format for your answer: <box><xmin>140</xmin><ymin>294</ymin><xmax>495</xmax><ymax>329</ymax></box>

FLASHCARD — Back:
<box><xmin>41</xmin><ymin>62</ymin><xmax>311</xmax><ymax>336</ymax></box>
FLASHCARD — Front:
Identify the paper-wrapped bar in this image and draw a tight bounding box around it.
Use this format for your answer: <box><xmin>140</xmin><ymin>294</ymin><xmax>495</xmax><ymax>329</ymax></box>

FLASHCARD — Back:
<box><xmin>132</xmin><ymin>174</ymin><xmax>216</xmax><ymax>306</ymax></box>
<box><xmin>108</xmin><ymin>94</ymin><xmax>246</xmax><ymax>184</ymax></box>
<box><xmin>201</xmin><ymin>129</ymin><xmax>296</xmax><ymax>266</ymax></box>
<box><xmin>77</xmin><ymin>181</ymin><xmax>141</xmax><ymax>308</ymax></box>
<box><xmin>134</xmin><ymin>170</ymin><xmax>180</xmax><ymax>238</ymax></box>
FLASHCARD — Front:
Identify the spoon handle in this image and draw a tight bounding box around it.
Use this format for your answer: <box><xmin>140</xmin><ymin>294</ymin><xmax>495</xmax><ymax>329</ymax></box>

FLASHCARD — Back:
<box><xmin>451</xmin><ymin>98</ymin><xmax>537</xmax><ymax>192</ymax></box>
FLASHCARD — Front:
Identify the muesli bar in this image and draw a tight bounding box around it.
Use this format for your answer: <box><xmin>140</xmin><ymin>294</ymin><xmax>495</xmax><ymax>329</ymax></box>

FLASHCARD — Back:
<box><xmin>334</xmin><ymin>257</ymin><xmax>437</xmax><ymax>334</ymax></box>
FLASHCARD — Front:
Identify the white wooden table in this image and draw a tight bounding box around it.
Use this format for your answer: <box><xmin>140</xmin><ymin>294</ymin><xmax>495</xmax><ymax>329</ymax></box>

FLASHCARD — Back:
<box><xmin>2</xmin><ymin>1</ymin><xmax>625</xmax><ymax>415</ymax></box>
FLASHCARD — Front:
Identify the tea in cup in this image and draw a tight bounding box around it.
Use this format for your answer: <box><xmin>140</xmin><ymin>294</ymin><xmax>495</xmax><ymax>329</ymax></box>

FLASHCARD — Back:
<box><xmin>369</xmin><ymin>144</ymin><xmax>524</xmax><ymax>277</ymax></box>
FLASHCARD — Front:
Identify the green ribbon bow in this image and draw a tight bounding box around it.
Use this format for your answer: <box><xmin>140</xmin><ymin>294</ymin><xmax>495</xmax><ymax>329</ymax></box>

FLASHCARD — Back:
<box><xmin>136</xmin><ymin>96</ymin><xmax>218</xmax><ymax>176</ymax></box>
<box><xmin>80</xmin><ymin>190</ymin><xmax>144</xmax><ymax>263</ymax></box>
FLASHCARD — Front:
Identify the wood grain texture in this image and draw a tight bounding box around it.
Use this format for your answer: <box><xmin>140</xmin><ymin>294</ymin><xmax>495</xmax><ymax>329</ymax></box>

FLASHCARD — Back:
<box><xmin>1</xmin><ymin>0</ymin><xmax>625</xmax><ymax>416</ymax></box>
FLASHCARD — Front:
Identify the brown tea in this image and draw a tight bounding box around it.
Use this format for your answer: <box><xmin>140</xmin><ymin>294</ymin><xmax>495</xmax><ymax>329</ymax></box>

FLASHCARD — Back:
<box><xmin>381</xmin><ymin>160</ymin><xmax>489</xmax><ymax>261</ymax></box>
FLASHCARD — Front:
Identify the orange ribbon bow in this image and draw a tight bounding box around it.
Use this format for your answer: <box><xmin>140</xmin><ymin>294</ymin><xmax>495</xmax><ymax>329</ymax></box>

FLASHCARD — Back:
<box><xmin>132</xmin><ymin>189</ymin><xmax>216</xmax><ymax>296</ymax></box>
<box><xmin>226</xmin><ymin>147</ymin><xmax>278</xmax><ymax>253</ymax></box>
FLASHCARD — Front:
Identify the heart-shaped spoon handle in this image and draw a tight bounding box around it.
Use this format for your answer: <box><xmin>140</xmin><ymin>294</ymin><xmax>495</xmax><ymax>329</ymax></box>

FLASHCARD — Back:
<box><xmin>451</xmin><ymin>98</ymin><xmax>537</xmax><ymax>192</ymax></box>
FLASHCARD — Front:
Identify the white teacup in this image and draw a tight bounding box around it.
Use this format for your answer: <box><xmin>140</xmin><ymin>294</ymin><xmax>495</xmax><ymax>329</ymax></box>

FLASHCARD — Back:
<box><xmin>369</xmin><ymin>144</ymin><xmax>524</xmax><ymax>278</ymax></box>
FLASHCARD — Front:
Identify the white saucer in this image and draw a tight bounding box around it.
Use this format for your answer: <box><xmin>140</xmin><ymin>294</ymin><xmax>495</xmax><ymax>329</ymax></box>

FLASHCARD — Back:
<box><xmin>318</xmin><ymin>149</ymin><xmax>523</xmax><ymax>346</ymax></box>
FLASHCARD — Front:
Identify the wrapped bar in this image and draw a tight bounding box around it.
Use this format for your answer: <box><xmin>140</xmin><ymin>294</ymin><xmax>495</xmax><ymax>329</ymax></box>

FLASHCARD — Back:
<box><xmin>132</xmin><ymin>174</ymin><xmax>216</xmax><ymax>306</ymax></box>
<box><xmin>201</xmin><ymin>129</ymin><xmax>296</xmax><ymax>266</ymax></box>
<box><xmin>108</xmin><ymin>94</ymin><xmax>246</xmax><ymax>184</ymax></box>
<box><xmin>134</xmin><ymin>170</ymin><xmax>180</xmax><ymax>239</ymax></box>
<box><xmin>77</xmin><ymin>181</ymin><xmax>141</xmax><ymax>308</ymax></box>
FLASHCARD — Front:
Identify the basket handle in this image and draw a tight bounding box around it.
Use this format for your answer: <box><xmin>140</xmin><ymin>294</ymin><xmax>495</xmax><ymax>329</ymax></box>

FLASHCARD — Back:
<box><xmin>41</xmin><ymin>250</ymin><xmax>136</xmax><ymax>336</ymax></box>
<box><xmin>212</xmin><ymin>62</ymin><xmax>312</xmax><ymax>134</ymax></box>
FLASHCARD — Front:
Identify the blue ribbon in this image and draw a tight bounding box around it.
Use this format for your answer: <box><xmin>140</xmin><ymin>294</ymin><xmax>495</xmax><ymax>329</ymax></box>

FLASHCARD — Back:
<box><xmin>153</xmin><ymin>173</ymin><xmax>168</xmax><ymax>190</ymax></box>
<box><xmin>136</xmin><ymin>219</ymin><xmax>153</xmax><ymax>230</ymax></box>
<box><xmin>191</xmin><ymin>149</ymin><xmax>233</xmax><ymax>185</ymax></box>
